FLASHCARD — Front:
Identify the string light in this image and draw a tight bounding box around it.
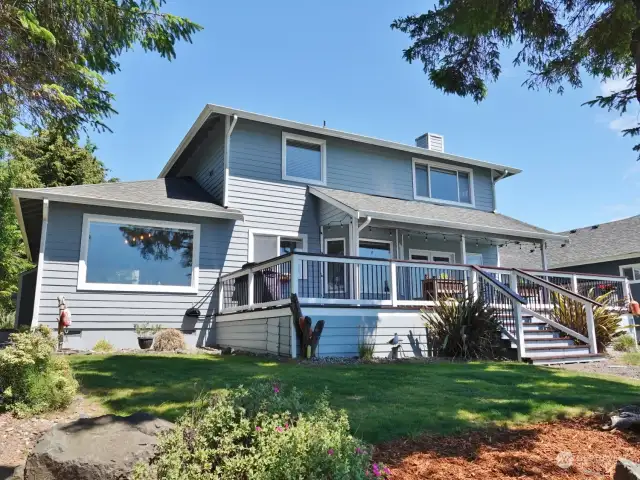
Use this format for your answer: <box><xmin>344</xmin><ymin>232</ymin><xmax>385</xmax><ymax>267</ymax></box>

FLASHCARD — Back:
<box><xmin>475</xmin><ymin>238</ymin><xmax>479</xmax><ymax>247</ymax></box>
<box><xmin>124</xmin><ymin>239</ymin><xmax>128</xmax><ymax>244</ymax></box>
<box><xmin>389</xmin><ymin>230</ymin><xmax>393</xmax><ymax>237</ymax></box>
<box><xmin>443</xmin><ymin>234</ymin><xmax>447</xmax><ymax>242</ymax></box>
<box><xmin>424</xmin><ymin>233</ymin><xmax>428</xmax><ymax>242</ymax></box>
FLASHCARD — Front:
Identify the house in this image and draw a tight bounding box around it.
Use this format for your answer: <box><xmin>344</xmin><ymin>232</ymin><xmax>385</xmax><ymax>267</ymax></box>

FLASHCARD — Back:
<box><xmin>499</xmin><ymin>216</ymin><xmax>640</xmax><ymax>300</ymax></box>
<box><xmin>10</xmin><ymin>104</ymin><xmax>630</xmax><ymax>363</ymax></box>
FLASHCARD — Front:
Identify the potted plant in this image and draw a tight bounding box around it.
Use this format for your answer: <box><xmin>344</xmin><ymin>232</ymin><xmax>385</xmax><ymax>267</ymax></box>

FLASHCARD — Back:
<box><xmin>134</xmin><ymin>323</ymin><xmax>161</xmax><ymax>350</ymax></box>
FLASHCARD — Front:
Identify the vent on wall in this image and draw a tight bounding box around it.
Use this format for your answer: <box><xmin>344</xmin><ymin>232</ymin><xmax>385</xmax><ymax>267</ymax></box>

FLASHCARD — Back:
<box><xmin>415</xmin><ymin>133</ymin><xmax>444</xmax><ymax>153</ymax></box>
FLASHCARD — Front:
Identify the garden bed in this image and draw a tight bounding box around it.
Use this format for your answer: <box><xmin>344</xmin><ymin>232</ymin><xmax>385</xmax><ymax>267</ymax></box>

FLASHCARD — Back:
<box><xmin>375</xmin><ymin>416</ymin><xmax>640</xmax><ymax>479</ymax></box>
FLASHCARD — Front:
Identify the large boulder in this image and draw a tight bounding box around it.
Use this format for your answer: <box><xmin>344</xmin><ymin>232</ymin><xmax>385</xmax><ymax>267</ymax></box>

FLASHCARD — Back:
<box><xmin>23</xmin><ymin>412</ymin><xmax>173</xmax><ymax>480</ymax></box>
<box><xmin>615</xmin><ymin>459</ymin><xmax>640</xmax><ymax>480</ymax></box>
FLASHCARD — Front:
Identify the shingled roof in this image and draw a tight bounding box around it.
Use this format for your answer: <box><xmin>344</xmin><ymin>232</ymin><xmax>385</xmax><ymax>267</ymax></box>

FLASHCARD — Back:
<box><xmin>11</xmin><ymin>178</ymin><xmax>243</xmax><ymax>220</ymax></box>
<box><xmin>499</xmin><ymin>215</ymin><xmax>640</xmax><ymax>269</ymax></box>
<box><xmin>310</xmin><ymin>186</ymin><xmax>566</xmax><ymax>241</ymax></box>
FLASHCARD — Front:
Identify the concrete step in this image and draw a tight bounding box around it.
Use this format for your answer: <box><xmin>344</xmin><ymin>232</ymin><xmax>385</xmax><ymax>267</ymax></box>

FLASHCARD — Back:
<box><xmin>527</xmin><ymin>353</ymin><xmax>606</xmax><ymax>366</ymax></box>
<box><xmin>524</xmin><ymin>345</ymin><xmax>591</xmax><ymax>358</ymax></box>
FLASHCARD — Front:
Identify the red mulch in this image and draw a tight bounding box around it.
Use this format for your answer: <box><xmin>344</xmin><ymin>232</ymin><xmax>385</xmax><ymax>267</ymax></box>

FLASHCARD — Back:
<box><xmin>374</xmin><ymin>416</ymin><xmax>640</xmax><ymax>479</ymax></box>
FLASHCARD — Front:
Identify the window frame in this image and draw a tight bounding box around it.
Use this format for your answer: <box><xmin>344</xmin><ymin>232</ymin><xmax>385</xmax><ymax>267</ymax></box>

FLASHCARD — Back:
<box><xmin>465</xmin><ymin>252</ymin><xmax>484</xmax><ymax>266</ymax></box>
<box><xmin>248</xmin><ymin>228</ymin><xmax>309</xmax><ymax>263</ymax></box>
<box><xmin>77</xmin><ymin>214</ymin><xmax>201</xmax><ymax>294</ymax></box>
<box><xmin>619</xmin><ymin>263</ymin><xmax>640</xmax><ymax>284</ymax></box>
<box><xmin>281</xmin><ymin>132</ymin><xmax>327</xmax><ymax>186</ymax></box>
<box><xmin>409</xmin><ymin>249</ymin><xmax>456</xmax><ymax>263</ymax></box>
<box><xmin>323</xmin><ymin>237</ymin><xmax>347</xmax><ymax>294</ymax></box>
<box><xmin>412</xmin><ymin>158</ymin><xmax>475</xmax><ymax>207</ymax></box>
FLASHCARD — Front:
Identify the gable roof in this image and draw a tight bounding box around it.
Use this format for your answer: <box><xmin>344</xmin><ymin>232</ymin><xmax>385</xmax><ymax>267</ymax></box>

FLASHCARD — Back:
<box><xmin>499</xmin><ymin>215</ymin><xmax>640</xmax><ymax>269</ymax></box>
<box><xmin>309</xmin><ymin>186</ymin><xmax>566</xmax><ymax>241</ymax></box>
<box><xmin>158</xmin><ymin>104</ymin><xmax>523</xmax><ymax>179</ymax></box>
<box><xmin>11</xmin><ymin>178</ymin><xmax>244</xmax><ymax>220</ymax></box>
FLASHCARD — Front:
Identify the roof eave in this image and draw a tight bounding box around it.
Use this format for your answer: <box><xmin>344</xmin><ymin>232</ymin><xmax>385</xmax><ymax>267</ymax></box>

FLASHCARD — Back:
<box><xmin>357</xmin><ymin>209</ymin><xmax>568</xmax><ymax>242</ymax></box>
<box><xmin>10</xmin><ymin>189</ymin><xmax>244</xmax><ymax>221</ymax></box>
<box><xmin>157</xmin><ymin>104</ymin><xmax>522</xmax><ymax>178</ymax></box>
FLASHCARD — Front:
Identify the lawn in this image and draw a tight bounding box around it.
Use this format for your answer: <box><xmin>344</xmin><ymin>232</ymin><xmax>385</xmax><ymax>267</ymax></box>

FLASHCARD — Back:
<box><xmin>69</xmin><ymin>355</ymin><xmax>640</xmax><ymax>443</ymax></box>
<box><xmin>622</xmin><ymin>352</ymin><xmax>640</xmax><ymax>365</ymax></box>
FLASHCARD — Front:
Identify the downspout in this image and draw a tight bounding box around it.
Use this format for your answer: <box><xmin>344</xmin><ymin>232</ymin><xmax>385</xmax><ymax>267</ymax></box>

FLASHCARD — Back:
<box><xmin>492</xmin><ymin>169</ymin><xmax>509</xmax><ymax>213</ymax></box>
<box><xmin>223</xmin><ymin>114</ymin><xmax>238</xmax><ymax>208</ymax></box>
<box><xmin>358</xmin><ymin>216</ymin><xmax>372</xmax><ymax>232</ymax></box>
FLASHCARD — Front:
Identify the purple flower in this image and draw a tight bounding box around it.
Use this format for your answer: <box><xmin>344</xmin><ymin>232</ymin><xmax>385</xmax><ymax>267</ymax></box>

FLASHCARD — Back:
<box><xmin>284</xmin><ymin>423</ymin><xmax>289</xmax><ymax>430</ymax></box>
<box><xmin>255</xmin><ymin>426</ymin><xmax>262</xmax><ymax>432</ymax></box>
<box><xmin>372</xmin><ymin>464</ymin><xmax>381</xmax><ymax>477</ymax></box>
<box><xmin>355</xmin><ymin>447</ymin><xmax>363</xmax><ymax>454</ymax></box>
<box><xmin>273</xmin><ymin>384</ymin><xmax>280</xmax><ymax>394</ymax></box>
<box><xmin>327</xmin><ymin>448</ymin><xmax>334</xmax><ymax>456</ymax></box>
<box><xmin>275</xmin><ymin>426</ymin><xmax>283</xmax><ymax>433</ymax></box>
<box><xmin>384</xmin><ymin>466</ymin><xmax>391</xmax><ymax>476</ymax></box>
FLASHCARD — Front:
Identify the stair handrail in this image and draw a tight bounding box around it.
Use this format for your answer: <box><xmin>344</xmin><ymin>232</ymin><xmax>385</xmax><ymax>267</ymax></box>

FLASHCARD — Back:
<box><xmin>473</xmin><ymin>266</ymin><xmax>526</xmax><ymax>304</ymax></box>
<box><xmin>514</xmin><ymin>269</ymin><xmax>602</xmax><ymax>307</ymax></box>
<box><xmin>474</xmin><ymin>266</ymin><xmax>527</xmax><ymax>360</ymax></box>
<box><xmin>514</xmin><ymin>268</ymin><xmax>599</xmax><ymax>354</ymax></box>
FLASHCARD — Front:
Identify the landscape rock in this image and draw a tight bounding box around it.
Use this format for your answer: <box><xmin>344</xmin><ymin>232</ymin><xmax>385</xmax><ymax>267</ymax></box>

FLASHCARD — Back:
<box><xmin>23</xmin><ymin>412</ymin><xmax>174</xmax><ymax>480</ymax></box>
<box><xmin>605</xmin><ymin>405</ymin><xmax>640</xmax><ymax>431</ymax></box>
<box><xmin>615</xmin><ymin>458</ymin><xmax>640</xmax><ymax>480</ymax></box>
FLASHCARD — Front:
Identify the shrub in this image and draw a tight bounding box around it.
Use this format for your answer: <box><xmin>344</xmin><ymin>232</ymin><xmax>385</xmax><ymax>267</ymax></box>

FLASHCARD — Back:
<box><xmin>93</xmin><ymin>339</ymin><xmax>114</xmax><ymax>353</ymax></box>
<box><xmin>0</xmin><ymin>326</ymin><xmax>78</xmax><ymax>416</ymax></box>
<box><xmin>622</xmin><ymin>352</ymin><xmax>640</xmax><ymax>366</ymax></box>
<box><xmin>358</xmin><ymin>340</ymin><xmax>375</xmax><ymax>360</ymax></box>
<box><xmin>552</xmin><ymin>290</ymin><xmax>627</xmax><ymax>351</ymax></box>
<box><xmin>153</xmin><ymin>329</ymin><xmax>186</xmax><ymax>351</ymax></box>
<box><xmin>0</xmin><ymin>309</ymin><xmax>15</xmax><ymax>329</ymax></box>
<box><xmin>422</xmin><ymin>295</ymin><xmax>505</xmax><ymax>360</ymax></box>
<box><xmin>133</xmin><ymin>383</ymin><xmax>389</xmax><ymax>480</ymax></box>
<box><xmin>613</xmin><ymin>334</ymin><xmax>637</xmax><ymax>352</ymax></box>
<box><xmin>134</xmin><ymin>322</ymin><xmax>162</xmax><ymax>337</ymax></box>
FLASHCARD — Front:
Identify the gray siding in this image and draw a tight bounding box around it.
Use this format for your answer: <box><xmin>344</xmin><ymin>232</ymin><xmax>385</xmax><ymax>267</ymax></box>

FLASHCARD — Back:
<box><xmin>39</xmin><ymin>201</ymin><xmax>235</xmax><ymax>349</ymax></box>
<box><xmin>228</xmin><ymin>119</ymin><xmax>495</xmax><ymax>212</ymax></box>
<box><xmin>319</xmin><ymin>202</ymin><xmax>348</xmax><ymax>226</ymax></box>
<box><xmin>304</xmin><ymin>307</ymin><xmax>429</xmax><ymax>358</ymax></box>
<box><xmin>217</xmin><ymin>309</ymin><xmax>291</xmax><ymax>356</ymax></box>
<box><xmin>178</xmin><ymin>118</ymin><xmax>225</xmax><ymax>205</ymax></box>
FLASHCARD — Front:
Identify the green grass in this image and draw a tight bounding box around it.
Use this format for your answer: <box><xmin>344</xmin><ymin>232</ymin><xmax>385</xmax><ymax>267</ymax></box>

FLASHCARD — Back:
<box><xmin>622</xmin><ymin>352</ymin><xmax>640</xmax><ymax>366</ymax></box>
<box><xmin>69</xmin><ymin>355</ymin><xmax>640</xmax><ymax>443</ymax></box>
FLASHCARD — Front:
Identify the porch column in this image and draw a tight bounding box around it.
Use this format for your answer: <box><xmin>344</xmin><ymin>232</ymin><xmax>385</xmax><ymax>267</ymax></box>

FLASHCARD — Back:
<box><xmin>460</xmin><ymin>234</ymin><xmax>467</xmax><ymax>264</ymax></box>
<box><xmin>540</xmin><ymin>240</ymin><xmax>548</xmax><ymax>271</ymax></box>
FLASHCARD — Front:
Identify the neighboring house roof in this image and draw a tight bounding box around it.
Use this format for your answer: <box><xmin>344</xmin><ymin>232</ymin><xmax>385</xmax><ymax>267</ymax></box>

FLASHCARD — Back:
<box><xmin>499</xmin><ymin>215</ymin><xmax>640</xmax><ymax>269</ymax></box>
<box><xmin>11</xmin><ymin>178</ymin><xmax>244</xmax><ymax>220</ymax></box>
<box><xmin>309</xmin><ymin>186</ymin><xmax>566</xmax><ymax>241</ymax></box>
<box><xmin>158</xmin><ymin>104</ymin><xmax>523</xmax><ymax>179</ymax></box>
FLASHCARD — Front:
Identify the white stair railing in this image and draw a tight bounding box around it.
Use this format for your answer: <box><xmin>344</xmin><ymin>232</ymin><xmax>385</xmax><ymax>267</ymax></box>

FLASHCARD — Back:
<box><xmin>513</xmin><ymin>269</ymin><xmax>601</xmax><ymax>354</ymax></box>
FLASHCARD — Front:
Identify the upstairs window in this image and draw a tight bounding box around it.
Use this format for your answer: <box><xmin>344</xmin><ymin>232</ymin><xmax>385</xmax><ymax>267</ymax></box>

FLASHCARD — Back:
<box><xmin>620</xmin><ymin>264</ymin><xmax>640</xmax><ymax>283</ymax></box>
<box><xmin>413</xmin><ymin>159</ymin><xmax>474</xmax><ymax>206</ymax></box>
<box><xmin>282</xmin><ymin>132</ymin><xmax>326</xmax><ymax>186</ymax></box>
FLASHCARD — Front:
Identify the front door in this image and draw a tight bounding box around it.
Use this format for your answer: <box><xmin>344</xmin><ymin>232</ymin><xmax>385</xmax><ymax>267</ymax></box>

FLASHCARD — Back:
<box><xmin>324</xmin><ymin>238</ymin><xmax>347</xmax><ymax>297</ymax></box>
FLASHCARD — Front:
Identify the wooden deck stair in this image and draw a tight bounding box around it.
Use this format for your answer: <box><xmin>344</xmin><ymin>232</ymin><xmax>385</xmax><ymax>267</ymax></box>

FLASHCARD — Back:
<box><xmin>504</xmin><ymin>314</ymin><xmax>606</xmax><ymax>365</ymax></box>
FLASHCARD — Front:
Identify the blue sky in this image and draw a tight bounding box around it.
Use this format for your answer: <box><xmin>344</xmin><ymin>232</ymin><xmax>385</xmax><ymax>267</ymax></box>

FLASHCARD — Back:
<box><xmin>92</xmin><ymin>0</ymin><xmax>639</xmax><ymax>233</ymax></box>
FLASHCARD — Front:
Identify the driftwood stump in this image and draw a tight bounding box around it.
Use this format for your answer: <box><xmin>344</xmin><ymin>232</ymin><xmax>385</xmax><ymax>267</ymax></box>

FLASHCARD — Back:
<box><xmin>290</xmin><ymin>294</ymin><xmax>324</xmax><ymax>358</ymax></box>
<box><xmin>604</xmin><ymin>405</ymin><xmax>640</xmax><ymax>431</ymax></box>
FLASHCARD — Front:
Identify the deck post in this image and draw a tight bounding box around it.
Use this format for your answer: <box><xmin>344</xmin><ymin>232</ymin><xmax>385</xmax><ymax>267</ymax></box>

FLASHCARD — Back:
<box><xmin>540</xmin><ymin>240</ymin><xmax>548</xmax><ymax>271</ymax></box>
<box><xmin>585</xmin><ymin>306</ymin><xmax>598</xmax><ymax>354</ymax></box>
<box><xmin>218</xmin><ymin>282</ymin><xmax>224</xmax><ymax>313</ymax></box>
<box><xmin>460</xmin><ymin>234</ymin><xmax>466</xmax><ymax>264</ymax></box>
<box><xmin>469</xmin><ymin>269</ymin><xmax>478</xmax><ymax>300</ymax></box>
<box><xmin>290</xmin><ymin>255</ymin><xmax>299</xmax><ymax>296</ymax></box>
<box><xmin>390</xmin><ymin>261</ymin><xmax>398</xmax><ymax>307</ymax></box>
<box><xmin>510</xmin><ymin>271</ymin><xmax>525</xmax><ymax>361</ymax></box>
<box><xmin>623</xmin><ymin>278</ymin><xmax>632</xmax><ymax>303</ymax></box>
<box><xmin>247</xmin><ymin>270</ymin><xmax>254</xmax><ymax>306</ymax></box>
<box><xmin>570</xmin><ymin>274</ymin><xmax>578</xmax><ymax>294</ymax></box>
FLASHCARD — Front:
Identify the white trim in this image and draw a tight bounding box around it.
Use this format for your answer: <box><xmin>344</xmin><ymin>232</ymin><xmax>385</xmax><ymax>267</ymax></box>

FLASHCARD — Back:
<box><xmin>158</xmin><ymin>105</ymin><xmax>520</xmax><ymax>179</ymax></box>
<box><xmin>359</xmin><ymin>238</ymin><xmax>393</xmax><ymax>256</ymax></box>
<box><xmin>217</xmin><ymin>306</ymin><xmax>292</xmax><ymax>321</ymax></box>
<box><xmin>247</xmin><ymin>228</ymin><xmax>309</xmax><ymax>262</ymax></box>
<box><xmin>409</xmin><ymin>249</ymin><xmax>455</xmax><ymax>263</ymax></box>
<box><xmin>12</xmin><ymin>194</ymin><xmax>32</xmax><ymax>261</ymax></box>
<box><xmin>620</xmin><ymin>263</ymin><xmax>640</xmax><ymax>284</ymax></box>
<box><xmin>412</xmin><ymin>158</ymin><xmax>476</xmax><ymax>208</ymax></box>
<box><xmin>10</xmin><ymin>189</ymin><xmax>244</xmax><ymax>221</ymax></box>
<box><xmin>357</xmin><ymin>209</ymin><xmax>568</xmax><ymax>242</ymax></box>
<box><xmin>308</xmin><ymin>186</ymin><xmax>359</xmax><ymax>219</ymax></box>
<box><xmin>32</xmin><ymin>199</ymin><xmax>49</xmax><ymax>327</ymax></box>
<box><xmin>223</xmin><ymin>114</ymin><xmax>238</xmax><ymax>208</ymax></box>
<box><xmin>281</xmin><ymin>132</ymin><xmax>327</xmax><ymax>186</ymax></box>
<box><xmin>77</xmin><ymin>214</ymin><xmax>201</xmax><ymax>294</ymax></box>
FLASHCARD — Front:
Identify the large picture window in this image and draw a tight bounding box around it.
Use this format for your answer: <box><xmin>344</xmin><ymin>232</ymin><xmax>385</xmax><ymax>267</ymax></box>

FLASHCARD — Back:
<box><xmin>78</xmin><ymin>214</ymin><xmax>200</xmax><ymax>293</ymax></box>
<box><xmin>413</xmin><ymin>159</ymin><xmax>474</xmax><ymax>206</ymax></box>
<box><xmin>620</xmin><ymin>263</ymin><xmax>640</xmax><ymax>284</ymax></box>
<box><xmin>282</xmin><ymin>132</ymin><xmax>326</xmax><ymax>186</ymax></box>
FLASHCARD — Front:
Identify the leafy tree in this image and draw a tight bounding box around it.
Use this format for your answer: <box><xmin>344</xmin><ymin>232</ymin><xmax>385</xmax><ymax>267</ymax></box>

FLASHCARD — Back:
<box><xmin>0</xmin><ymin>0</ymin><xmax>201</xmax><ymax>135</ymax></box>
<box><xmin>391</xmin><ymin>1</ymin><xmax>640</xmax><ymax>156</ymax></box>
<box><xmin>0</xmin><ymin>131</ymin><xmax>114</xmax><ymax>311</ymax></box>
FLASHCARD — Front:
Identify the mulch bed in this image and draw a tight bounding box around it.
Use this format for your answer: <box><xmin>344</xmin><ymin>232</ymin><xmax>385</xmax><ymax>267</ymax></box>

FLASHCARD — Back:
<box><xmin>374</xmin><ymin>416</ymin><xmax>640</xmax><ymax>479</ymax></box>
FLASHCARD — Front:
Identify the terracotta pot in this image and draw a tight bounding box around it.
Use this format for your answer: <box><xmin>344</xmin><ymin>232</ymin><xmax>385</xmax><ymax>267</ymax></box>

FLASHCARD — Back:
<box><xmin>138</xmin><ymin>337</ymin><xmax>153</xmax><ymax>350</ymax></box>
